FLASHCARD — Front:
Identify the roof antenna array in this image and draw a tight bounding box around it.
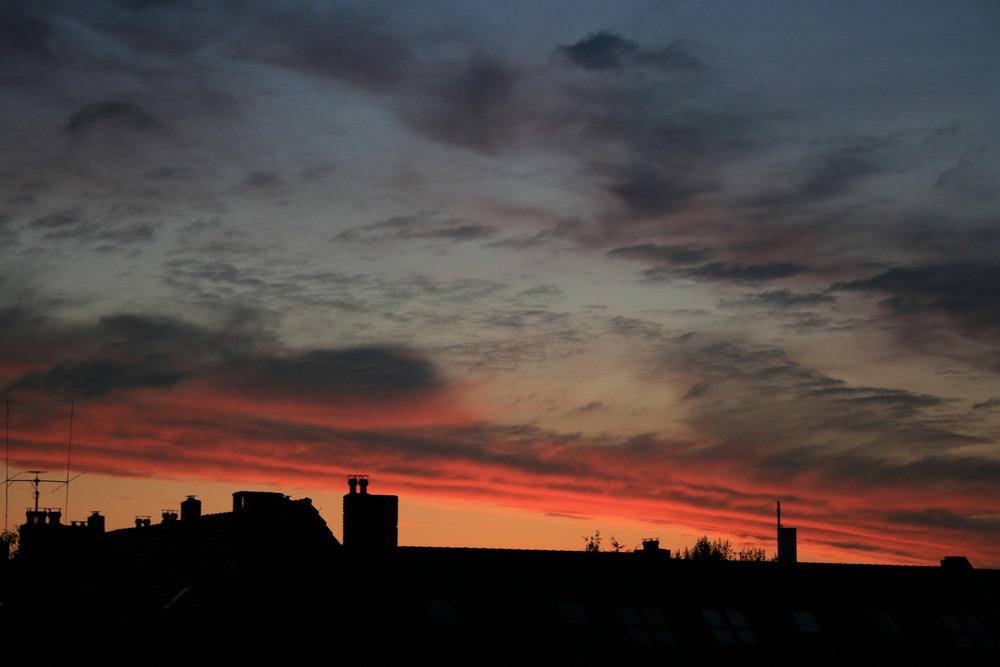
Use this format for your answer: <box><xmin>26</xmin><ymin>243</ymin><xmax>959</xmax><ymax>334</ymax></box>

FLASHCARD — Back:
<box><xmin>3</xmin><ymin>400</ymin><xmax>85</xmax><ymax>531</ymax></box>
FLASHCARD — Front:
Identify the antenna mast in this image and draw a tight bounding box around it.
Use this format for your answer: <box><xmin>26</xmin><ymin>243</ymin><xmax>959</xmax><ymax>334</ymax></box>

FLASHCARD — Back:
<box><xmin>3</xmin><ymin>402</ymin><xmax>85</xmax><ymax>530</ymax></box>
<box><xmin>3</xmin><ymin>397</ymin><xmax>8</xmax><ymax>533</ymax></box>
<box><xmin>4</xmin><ymin>397</ymin><xmax>9</xmax><ymax>532</ymax></box>
<box><xmin>64</xmin><ymin>401</ymin><xmax>74</xmax><ymax>519</ymax></box>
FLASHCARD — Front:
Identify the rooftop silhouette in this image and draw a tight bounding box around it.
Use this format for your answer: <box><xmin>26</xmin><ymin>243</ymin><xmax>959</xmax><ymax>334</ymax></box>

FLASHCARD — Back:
<box><xmin>1</xmin><ymin>477</ymin><xmax>996</xmax><ymax>664</ymax></box>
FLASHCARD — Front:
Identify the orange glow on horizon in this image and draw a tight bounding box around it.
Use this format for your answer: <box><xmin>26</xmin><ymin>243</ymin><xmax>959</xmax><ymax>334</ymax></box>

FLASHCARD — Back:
<box><xmin>3</xmin><ymin>387</ymin><xmax>998</xmax><ymax>569</ymax></box>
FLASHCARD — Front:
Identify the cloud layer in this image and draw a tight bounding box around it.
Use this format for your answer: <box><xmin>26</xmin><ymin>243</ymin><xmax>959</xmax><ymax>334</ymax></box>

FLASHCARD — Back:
<box><xmin>1</xmin><ymin>0</ymin><xmax>999</xmax><ymax>565</ymax></box>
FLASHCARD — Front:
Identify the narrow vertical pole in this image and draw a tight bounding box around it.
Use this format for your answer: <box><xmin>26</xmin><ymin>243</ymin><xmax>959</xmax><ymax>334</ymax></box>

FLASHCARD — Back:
<box><xmin>65</xmin><ymin>401</ymin><xmax>74</xmax><ymax>518</ymax></box>
<box><xmin>4</xmin><ymin>397</ymin><xmax>9</xmax><ymax>532</ymax></box>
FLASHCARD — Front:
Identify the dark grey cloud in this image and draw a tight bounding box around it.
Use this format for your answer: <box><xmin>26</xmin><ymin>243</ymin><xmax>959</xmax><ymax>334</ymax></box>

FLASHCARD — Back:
<box><xmin>881</xmin><ymin>508</ymin><xmax>1000</xmax><ymax>534</ymax></box>
<box><xmin>97</xmin><ymin>312</ymin><xmax>258</xmax><ymax>357</ymax></box>
<box><xmin>403</xmin><ymin>54</ymin><xmax>520</xmax><ymax>153</ymax></box>
<box><xmin>30</xmin><ymin>208</ymin><xmax>83</xmax><ymax>230</ymax></box>
<box><xmin>816</xmin><ymin>387</ymin><xmax>943</xmax><ymax>412</ymax></box>
<box><xmin>548</xmin><ymin>72</ymin><xmax>762</xmax><ymax>222</ymax></box>
<box><xmin>217</xmin><ymin>347</ymin><xmax>443</xmax><ymax>403</ymax></box>
<box><xmin>9</xmin><ymin>357</ymin><xmax>185</xmax><ymax>398</ymax></box>
<box><xmin>645</xmin><ymin>261</ymin><xmax>810</xmax><ymax>284</ymax></box>
<box><xmin>173</xmin><ymin>219</ymin><xmax>264</xmax><ymax>257</ymax></box>
<box><xmin>161</xmin><ymin>257</ymin><xmax>513</xmax><ymax>324</ymax></box>
<box><xmin>486</xmin><ymin>230</ymin><xmax>554</xmax><ymax>250</ymax></box>
<box><xmin>554</xmin><ymin>30</ymin><xmax>705</xmax><ymax>74</ymax></box>
<box><xmin>238</xmin><ymin>171</ymin><xmax>281</xmax><ymax>190</ymax></box>
<box><xmin>606</xmin><ymin>162</ymin><xmax>715</xmax><ymax>217</ymax></box>
<box><xmin>516</xmin><ymin>284</ymin><xmax>561</xmax><ymax>299</ymax></box>
<box><xmin>777</xmin><ymin>315</ymin><xmax>837</xmax><ymax>333</ymax></box>
<box><xmin>554</xmin><ymin>31</ymin><xmax>640</xmax><ymax>71</ymax></box>
<box><xmin>336</xmin><ymin>214</ymin><xmax>496</xmax><ymax>243</ymax></box>
<box><xmin>890</xmin><ymin>217</ymin><xmax>1000</xmax><ymax>265</ymax></box>
<box><xmin>972</xmin><ymin>396</ymin><xmax>1000</xmax><ymax>410</ymax></box>
<box><xmin>2</xmin><ymin>303</ymin><xmax>444</xmax><ymax>405</ymax></box>
<box><xmin>795</xmin><ymin>136</ymin><xmax>893</xmax><ymax>202</ymax></box>
<box><xmin>0</xmin><ymin>1</ymin><xmax>408</xmax><ymax>87</ymax></box>
<box><xmin>0</xmin><ymin>2</ymin><xmax>56</xmax><ymax>63</ymax></box>
<box><xmin>608</xmin><ymin>243</ymin><xmax>714</xmax><ymax>265</ymax></box>
<box><xmin>238</xmin><ymin>5</ymin><xmax>411</xmax><ymax>87</ymax></box>
<box><xmin>838</xmin><ymin>263</ymin><xmax>1000</xmax><ymax>336</ymax></box>
<box><xmin>66</xmin><ymin>101</ymin><xmax>160</xmax><ymax>135</ymax></box>
<box><xmin>934</xmin><ymin>154</ymin><xmax>995</xmax><ymax>199</ymax></box>
<box><xmin>665</xmin><ymin>337</ymin><xmax>967</xmax><ymax>454</ymax></box>
<box><xmin>721</xmin><ymin>289</ymin><xmax>837</xmax><ymax>309</ymax></box>
<box><xmin>567</xmin><ymin>400</ymin><xmax>608</xmax><ymax>416</ymax></box>
<box><xmin>1</xmin><ymin>309</ymin><xmax>259</xmax><ymax>399</ymax></box>
<box><xmin>631</xmin><ymin>41</ymin><xmax>706</xmax><ymax>73</ymax></box>
<box><xmin>29</xmin><ymin>207</ymin><xmax>160</xmax><ymax>245</ymax></box>
<box><xmin>682</xmin><ymin>381</ymin><xmax>710</xmax><ymax>399</ymax></box>
<box><xmin>0</xmin><ymin>214</ymin><xmax>15</xmax><ymax>246</ymax></box>
<box><xmin>142</xmin><ymin>165</ymin><xmax>197</xmax><ymax>181</ymax></box>
<box><xmin>57</xmin><ymin>100</ymin><xmax>181</xmax><ymax>179</ymax></box>
<box><xmin>482</xmin><ymin>307</ymin><xmax>573</xmax><ymax>331</ymax></box>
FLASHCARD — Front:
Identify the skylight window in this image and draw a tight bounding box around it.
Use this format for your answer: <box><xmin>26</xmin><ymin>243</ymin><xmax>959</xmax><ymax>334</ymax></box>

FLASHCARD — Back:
<box><xmin>618</xmin><ymin>606</ymin><xmax>673</xmax><ymax>643</ymax></box>
<box><xmin>702</xmin><ymin>609</ymin><xmax>757</xmax><ymax>644</ymax></box>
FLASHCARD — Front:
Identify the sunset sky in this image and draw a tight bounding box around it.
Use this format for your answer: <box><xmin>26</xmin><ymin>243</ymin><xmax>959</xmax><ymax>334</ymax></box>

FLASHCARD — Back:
<box><xmin>2</xmin><ymin>1</ymin><xmax>999</xmax><ymax>566</ymax></box>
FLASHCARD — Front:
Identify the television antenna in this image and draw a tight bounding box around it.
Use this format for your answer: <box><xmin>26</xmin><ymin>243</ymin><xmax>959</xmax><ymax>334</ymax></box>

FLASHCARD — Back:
<box><xmin>3</xmin><ymin>400</ymin><xmax>85</xmax><ymax>530</ymax></box>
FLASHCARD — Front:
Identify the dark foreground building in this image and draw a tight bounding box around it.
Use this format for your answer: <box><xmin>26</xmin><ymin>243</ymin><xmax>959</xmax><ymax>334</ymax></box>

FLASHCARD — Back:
<box><xmin>1</xmin><ymin>481</ymin><xmax>997</xmax><ymax>665</ymax></box>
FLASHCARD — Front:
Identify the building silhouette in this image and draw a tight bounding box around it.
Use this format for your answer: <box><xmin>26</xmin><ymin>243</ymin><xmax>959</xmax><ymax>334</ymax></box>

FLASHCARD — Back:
<box><xmin>0</xmin><ymin>478</ymin><xmax>997</xmax><ymax>665</ymax></box>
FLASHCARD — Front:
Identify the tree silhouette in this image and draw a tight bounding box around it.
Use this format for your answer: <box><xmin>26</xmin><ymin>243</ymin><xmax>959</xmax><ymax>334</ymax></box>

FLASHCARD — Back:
<box><xmin>738</xmin><ymin>545</ymin><xmax>770</xmax><ymax>561</ymax></box>
<box><xmin>582</xmin><ymin>530</ymin><xmax>602</xmax><ymax>552</ymax></box>
<box><xmin>678</xmin><ymin>536</ymin><xmax>733</xmax><ymax>561</ymax></box>
<box><xmin>1</xmin><ymin>528</ymin><xmax>17</xmax><ymax>559</ymax></box>
<box><xmin>677</xmin><ymin>536</ymin><xmax>772</xmax><ymax>561</ymax></box>
<box><xmin>608</xmin><ymin>534</ymin><xmax>629</xmax><ymax>552</ymax></box>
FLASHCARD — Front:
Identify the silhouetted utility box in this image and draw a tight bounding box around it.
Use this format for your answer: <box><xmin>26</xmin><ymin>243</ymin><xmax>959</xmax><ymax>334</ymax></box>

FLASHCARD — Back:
<box><xmin>343</xmin><ymin>475</ymin><xmax>398</xmax><ymax>550</ymax></box>
<box><xmin>181</xmin><ymin>495</ymin><xmax>201</xmax><ymax>521</ymax></box>
<box><xmin>941</xmin><ymin>556</ymin><xmax>973</xmax><ymax>570</ymax></box>
<box><xmin>233</xmin><ymin>491</ymin><xmax>288</xmax><ymax>512</ymax></box>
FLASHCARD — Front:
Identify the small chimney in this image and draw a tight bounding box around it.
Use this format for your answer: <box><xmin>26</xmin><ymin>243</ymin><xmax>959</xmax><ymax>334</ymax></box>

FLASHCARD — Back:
<box><xmin>347</xmin><ymin>474</ymin><xmax>370</xmax><ymax>494</ymax></box>
<box><xmin>87</xmin><ymin>511</ymin><xmax>105</xmax><ymax>533</ymax></box>
<box><xmin>642</xmin><ymin>538</ymin><xmax>660</xmax><ymax>551</ymax></box>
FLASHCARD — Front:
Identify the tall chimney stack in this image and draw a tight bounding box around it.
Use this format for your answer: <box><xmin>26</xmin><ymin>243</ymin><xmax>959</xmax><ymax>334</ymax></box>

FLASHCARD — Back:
<box><xmin>777</xmin><ymin>501</ymin><xmax>797</xmax><ymax>563</ymax></box>
<box><xmin>343</xmin><ymin>475</ymin><xmax>397</xmax><ymax>550</ymax></box>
